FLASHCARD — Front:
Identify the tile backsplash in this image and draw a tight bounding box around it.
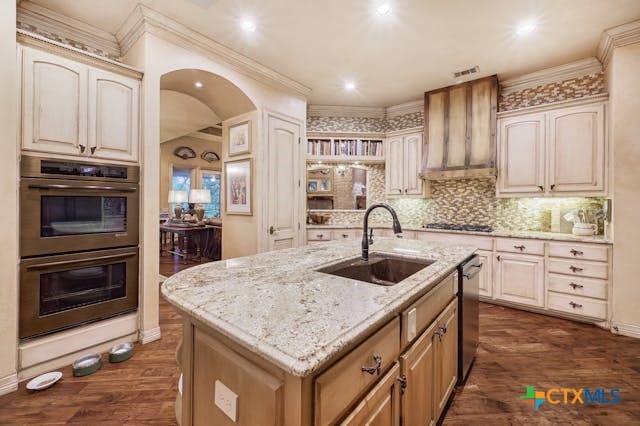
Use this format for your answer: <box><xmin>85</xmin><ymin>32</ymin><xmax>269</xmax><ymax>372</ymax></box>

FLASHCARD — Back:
<box><xmin>310</xmin><ymin>178</ymin><xmax>605</xmax><ymax>234</ymax></box>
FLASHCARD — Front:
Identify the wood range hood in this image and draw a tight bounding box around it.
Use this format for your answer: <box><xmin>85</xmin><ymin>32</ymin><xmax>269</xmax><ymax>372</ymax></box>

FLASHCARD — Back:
<box><xmin>420</xmin><ymin>75</ymin><xmax>498</xmax><ymax>181</ymax></box>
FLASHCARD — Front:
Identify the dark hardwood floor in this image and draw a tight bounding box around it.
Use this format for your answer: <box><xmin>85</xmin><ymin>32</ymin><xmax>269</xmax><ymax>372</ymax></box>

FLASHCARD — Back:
<box><xmin>1</xmin><ymin>254</ymin><xmax>639</xmax><ymax>425</ymax></box>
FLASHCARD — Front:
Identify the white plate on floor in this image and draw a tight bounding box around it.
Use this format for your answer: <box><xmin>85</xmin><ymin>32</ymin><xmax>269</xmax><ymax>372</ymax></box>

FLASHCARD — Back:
<box><xmin>26</xmin><ymin>371</ymin><xmax>62</xmax><ymax>391</ymax></box>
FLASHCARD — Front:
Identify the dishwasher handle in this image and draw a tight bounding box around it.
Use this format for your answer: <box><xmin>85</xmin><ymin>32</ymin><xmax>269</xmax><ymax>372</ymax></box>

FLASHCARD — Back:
<box><xmin>463</xmin><ymin>263</ymin><xmax>483</xmax><ymax>279</ymax></box>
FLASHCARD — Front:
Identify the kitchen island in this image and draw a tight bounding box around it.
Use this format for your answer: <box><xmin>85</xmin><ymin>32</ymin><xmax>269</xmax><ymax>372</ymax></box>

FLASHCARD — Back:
<box><xmin>162</xmin><ymin>238</ymin><xmax>476</xmax><ymax>425</ymax></box>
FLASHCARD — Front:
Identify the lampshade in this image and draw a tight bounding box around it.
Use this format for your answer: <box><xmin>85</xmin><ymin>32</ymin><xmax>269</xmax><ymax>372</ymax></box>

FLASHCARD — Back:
<box><xmin>189</xmin><ymin>189</ymin><xmax>211</xmax><ymax>204</ymax></box>
<box><xmin>168</xmin><ymin>190</ymin><xmax>188</xmax><ymax>203</ymax></box>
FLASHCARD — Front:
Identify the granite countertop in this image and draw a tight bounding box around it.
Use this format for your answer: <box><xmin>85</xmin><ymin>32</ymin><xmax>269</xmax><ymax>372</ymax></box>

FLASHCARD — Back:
<box><xmin>161</xmin><ymin>238</ymin><xmax>475</xmax><ymax>377</ymax></box>
<box><xmin>306</xmin><ymin>224</ymin><xmax>612</xmax><ymax>244</ymax></box>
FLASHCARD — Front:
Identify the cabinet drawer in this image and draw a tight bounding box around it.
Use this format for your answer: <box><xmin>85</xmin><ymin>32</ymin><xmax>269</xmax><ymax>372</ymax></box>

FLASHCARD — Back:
<box><xmin>547</xmin><ymin>273</ymin><xmax>608</xmax><ymax>300</ymax></box>
<box><xmin>401</xmin><ymin>272</ymin><xmax>457</xmax><ymax>346</ymax></box>
<box><xmin>547</xmin><ymin>292</ymin><xmax>607</xmax><ymax>320</ymax></box>
<box><xmin>548</xmin><ymin>242</ymin><xmax>609</xmax><ymax>262</ymax></box>
<box><xmin>332</xmin><ymin>230</ymin><xmax>361</xmax><ymax>240</ymax></box>
<box><xmin>548</xmin><ymin>258</ymin><xmax>608</xmax><ymax>280</ymax></box>
<box><xmin>314</xmin><ymin>317</ymin><xmax>400</xmax><ymax>426</ymax></box>
<box><xmin>307</xmin><ymin>230</ymin><xmax>332</xmax><ymax>241</ymax></box>
<box><xmin>496</xmin><ymin>238</ymin><xmax>544</xmax><ymax>255</ymax></box>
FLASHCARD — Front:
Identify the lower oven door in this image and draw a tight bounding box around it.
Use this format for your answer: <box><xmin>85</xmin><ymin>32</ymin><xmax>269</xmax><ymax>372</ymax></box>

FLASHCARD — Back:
<box><xmin>20</xmin><ymin>178</ymin><xmax>139</xmax><ymax>257</ymax></box>
<box><xmin>19</xmin><ymin>247</ymin><xmax>139</xmax><ymax>339</ymax></box>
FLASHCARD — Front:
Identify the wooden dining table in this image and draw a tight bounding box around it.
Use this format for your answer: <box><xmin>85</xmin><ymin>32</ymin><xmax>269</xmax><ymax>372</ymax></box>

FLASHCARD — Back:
<box><xmin>160</xmin><ymin>223</ymin><xmax>222</xmax><ymax>264</ymax></box>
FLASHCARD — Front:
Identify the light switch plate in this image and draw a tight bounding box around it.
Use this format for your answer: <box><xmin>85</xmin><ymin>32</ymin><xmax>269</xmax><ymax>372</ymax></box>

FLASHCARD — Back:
<box><xmin>407</xmin><ymin>307</ymin><xmax>417</xmax><ymax>341</ymax></box>
<box><xmin>214</xmin><ymin>380</ymin><xmax>238</xmax><ymax>422</ymax></box>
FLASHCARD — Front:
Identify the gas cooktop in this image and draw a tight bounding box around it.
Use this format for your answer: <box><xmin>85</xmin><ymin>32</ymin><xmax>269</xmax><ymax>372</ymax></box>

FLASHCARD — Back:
<box><xmin>423</xmin><ymin>223</ymin><xmax>493</xmax><ymax>233</ymax></box>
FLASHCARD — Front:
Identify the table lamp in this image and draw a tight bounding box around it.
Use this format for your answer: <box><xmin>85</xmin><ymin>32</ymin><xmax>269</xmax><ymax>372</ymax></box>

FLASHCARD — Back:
<box><xmin>168</xmin><ymin>190</ymin><xmax>188</xmax><ymax>219</ymax></box>
<box><xmin>189</xmin><ymin>189</ymin><xmax>211</xmax><ymax>222</ymax></box>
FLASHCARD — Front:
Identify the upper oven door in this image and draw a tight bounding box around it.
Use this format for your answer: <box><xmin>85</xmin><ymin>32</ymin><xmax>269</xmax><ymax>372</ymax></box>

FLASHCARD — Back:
<box><xmin>20</xmin><ymin>178</ymin><xmax>139</xmax><ymax>257</ymax></box>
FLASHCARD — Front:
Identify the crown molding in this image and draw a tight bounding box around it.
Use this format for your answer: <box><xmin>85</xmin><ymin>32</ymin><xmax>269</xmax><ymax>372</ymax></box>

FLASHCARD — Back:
<box><xmin>385</xmin><ymin>100</ymin><xmax>423</xmax><ymax>117</ymax></box>
<box><xmin>597</xmin><ymin>20</ymin><xmax>640</xmax><ymax>68</ymax></box>
<box><xmin>307</xmin><ymin>105</ymin><xmax>385</xmax><ymax>118</ymax></box>
<box><xmin>17</xmin><ymin>1</ymin><xmax>120</xmax><ymax>59</ymax></box>
<box><xmin>500</xmin><ymin>58</ymin><xmax>602</xmax><ymax>94</ymax></box>
<box><xmin>116</xmin><ymin>5</ymin><xmax>311</xmax><ymax>98</ymax></box>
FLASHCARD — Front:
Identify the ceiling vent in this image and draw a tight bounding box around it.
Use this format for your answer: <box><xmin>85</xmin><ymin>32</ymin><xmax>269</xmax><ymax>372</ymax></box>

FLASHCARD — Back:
<box><xmin>453</xmin><ymin>65</ymin><xmax>480</xmax><ymax>79</ymax></box>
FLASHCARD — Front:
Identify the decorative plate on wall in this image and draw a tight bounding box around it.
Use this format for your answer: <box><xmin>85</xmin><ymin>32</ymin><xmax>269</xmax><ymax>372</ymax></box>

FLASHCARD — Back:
<box><xmin>173</xmin><ymin>146</ymin><xmax>196</xmax><ymax>160</ymax></box>
<box><xmin>201</xmin><ymin>151</ymin><xmax>220</xmax><ymax>162</ymax></box>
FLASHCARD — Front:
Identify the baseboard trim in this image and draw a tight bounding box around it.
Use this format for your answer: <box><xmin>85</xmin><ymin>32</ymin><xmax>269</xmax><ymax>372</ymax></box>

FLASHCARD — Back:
<box><xmin>139</xmin><ymin>326</ymin><xmax>162</xmax><ymax>344</ymax></box>
<box><xmin>611</xmin><ymin>322</ymin><xmax>640</xmax><ymax>339</ymax></box>
<box><xmin>0</xmin><ymin>373</ymin><xmax>19</xmax><ymax>396</ymax></box>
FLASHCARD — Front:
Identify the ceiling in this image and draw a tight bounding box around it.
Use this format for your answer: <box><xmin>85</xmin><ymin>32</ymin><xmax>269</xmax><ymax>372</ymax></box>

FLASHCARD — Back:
<box><xmin>160</xmin><ymin>90</ymin><xmax>220</xmax><ymax>143</ymax></box>
<box><xmin>27</xmin><ymin>0</ymin><xmax>640</xmax><ymax>107</ymax></box>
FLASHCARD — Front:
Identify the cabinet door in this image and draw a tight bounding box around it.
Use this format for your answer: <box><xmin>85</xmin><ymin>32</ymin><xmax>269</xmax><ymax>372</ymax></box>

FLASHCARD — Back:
<box><xmin>497</xmin><ymin>114</ymin><xmax>546</xmax><ymax>195</ymax></box>
<box><xmin>88</xmin><ymin>68</ymin><xmax>140</xmax><ymax>162</ymax></box>
<box><xmin>434</xmin><ymin>300</ymin><xmax>458</xmax><ymax>420</ymax></box>
<box><xmin>477</xmin><ymin>249</ymin><xmax>493</xmax><ymax>298</ymax></box>
<box><xmin>404</xmin><ymin>133</ymin><xmax>424</xmax><ymax>196</ymax></box>
<box><xmin>22</xmin><ymin>47</ymin><xmax>88</xmax><ymax>156</ymax></box>
<box><xmin>341</xmin><ymin>363</ymin><xmax>401</xmax><ymax>426</ymax></box>
<box><xmin>548</xmin><ymin>103</ymin><xmax>605</xmax><ymax>194</ymax></box>
<box><xmin>400</xmin><ymin>322</ymin><xmax>437</xmax><ymax>426</ymax></box>
<box><xmin>495</xmin><ymin>253</ymin><xmax>544</xmax><ymax>307</ymax></box>
<box><xmin>425</xmin><ymin>90</ymin><xmax>447</xmax><ymax>170</ymax></box>
<box><xmin>386</xmin><ymin>137</ymin><xmax>405</xmax><ymax>197</ymax></box>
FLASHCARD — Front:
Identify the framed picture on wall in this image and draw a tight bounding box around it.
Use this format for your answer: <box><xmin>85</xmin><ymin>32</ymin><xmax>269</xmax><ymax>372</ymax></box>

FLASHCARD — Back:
<box><xmin>228</xmin><ymin>120</ymin><xmax>251</xmax><ymax>156</ymax></box>
<box><xmin>224</xmin><ymin>158</ymin><xmax>252</xmax><ymax>215</ymax></box>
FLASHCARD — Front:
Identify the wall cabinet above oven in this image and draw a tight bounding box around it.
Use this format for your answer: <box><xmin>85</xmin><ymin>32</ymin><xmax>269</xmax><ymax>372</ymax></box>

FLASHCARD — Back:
<box><xmin>20</xmin><ymin>46</ymin><xmax>140</xmax><ymax>163</ymax></box>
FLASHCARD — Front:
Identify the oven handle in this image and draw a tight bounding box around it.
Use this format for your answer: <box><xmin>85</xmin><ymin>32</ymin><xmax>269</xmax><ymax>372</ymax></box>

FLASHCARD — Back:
<box><xmin>25</xmin><ymin>252</ymin><xmax>137</xmax><ymax>270</ymax></box>
<box><xmin>28</xmin><ymin>184</ymin><xmax>138</xmax><ymax>192</ymax></box>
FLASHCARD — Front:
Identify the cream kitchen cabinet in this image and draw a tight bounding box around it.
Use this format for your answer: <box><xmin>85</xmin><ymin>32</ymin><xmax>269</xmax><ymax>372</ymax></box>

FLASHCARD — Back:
<box><xmin>497</xmin><ymin>99</ymin><xmax>607</xmax><ymax>197</ymax></box>
<box><xmin>88</xmin><ymin>68</ymin><xmax>140</xmax><ymax>162</ymax></box>
<box><xmin>21</xmin><ymin>47</ymin><xmax>88</xmax><ymax>157</ymax></box>
<box><xmin>495</xmin><ymin>252</ymin><xmax>544</xmax><ymax>308</ymax></box>
<box><xmin>385</xmin><ymin>133</ymin><xmax>424</xmax><ymax>198</ymax></box>
<box><xmin>477</xmin><ymin>249</ymin><xmax>493</xmax><ymax>298</ymax></box>
<box><xmin>20</xmin><ymin>46</ymin><xmax>140</xmax><ymax>163</ymax></box>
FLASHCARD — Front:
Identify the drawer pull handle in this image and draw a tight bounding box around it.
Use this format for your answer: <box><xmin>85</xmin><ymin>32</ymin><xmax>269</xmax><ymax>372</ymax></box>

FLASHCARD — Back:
<box><xmin>570</xmin><ymin>282</ymin><xmax>584</xmax><ymax>289</ymax></box>
<box><xmin>514</xmin><ymin>245</ymin><xmax>526</xmax><ymax>251</ymax></box>
<box><xmin>569</xmin><ymin>266</ymin><xmax>583</xmax><ymax>273</ymax></box>
<box><xmin>79</xmin><ymin>144</ymin><xmax>86</xmax><ymax>153</ymax></box>
<box><xmin>397</xmin><ymin>375</ymin><xmax>407</xmax><ymax>395</ymax></box>
<box><xmin>569</xmin><ymin>301</ymin><xmax>583</xmax><ymax>309</ymax></box>
<box><xmin>317</xmin><ymin>234</ymin><xmax>323</xmax><ymax>238</ymax></box>
<box><xmin>538</xmin><ymin>185</ymin><xmax>544</xmax><ymax>191</ymax></box>
<box><xmin>361</xmin><ymin>354</ymin><xmax>382</xmax><ymax>376</ymax></box>
<box><xmin>570</xmin><ymin>249</ymin><xmax>584</xmax><ymax>256</ymax></box>
<box><xmin>342</xmin><ymin>234</ymin><xmax>349</xmax><ymax>238</ymax></box>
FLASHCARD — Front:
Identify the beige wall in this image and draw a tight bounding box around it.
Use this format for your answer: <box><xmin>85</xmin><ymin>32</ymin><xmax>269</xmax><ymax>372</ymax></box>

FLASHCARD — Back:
<box><xmin>607</xmin><ymin>42</ymin><xmax>640</xmax><ymax>336</ymax></box>
<box><xmin>121</xmin><ymin>32</ymin><xmax>306</xmax><ymax>341</ymax></box>
<box><xmin>0</xmin><ymin>0</ymin><xmax>18</xmax><ymax>393</ymax></box>
<box><xmin>160</xmin><ymin>135</ymin><xmax>222</xmax><ymax>213</ymax></box>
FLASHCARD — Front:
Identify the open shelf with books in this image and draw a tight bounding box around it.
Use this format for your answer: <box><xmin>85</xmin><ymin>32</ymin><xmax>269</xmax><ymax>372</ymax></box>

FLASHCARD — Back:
<box><xmin>307</xmin><ymin>138</ymin><xmax>385</xmax><ymax>163</ymax></box>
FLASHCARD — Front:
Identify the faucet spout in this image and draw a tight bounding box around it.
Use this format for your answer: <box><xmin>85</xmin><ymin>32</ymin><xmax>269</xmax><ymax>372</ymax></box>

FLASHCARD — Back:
<box><xmin>361</xmin><ymin>202</ymin><xmax>403</xmax><ymax>261</ymax></box>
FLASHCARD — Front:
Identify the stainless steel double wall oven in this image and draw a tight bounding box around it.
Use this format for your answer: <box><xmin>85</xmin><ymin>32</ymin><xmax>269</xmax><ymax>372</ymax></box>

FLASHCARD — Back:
<box><xmin>19</xmin><ymin>156</ymin><xmax>140</xmax><ymax>339</ymax></box>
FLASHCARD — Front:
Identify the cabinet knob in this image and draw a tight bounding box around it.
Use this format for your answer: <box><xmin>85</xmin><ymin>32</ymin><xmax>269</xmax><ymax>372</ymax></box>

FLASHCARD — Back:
<box><xmin>538</xmin><ymin>185</ymin><xmax>544</xmax><ymax>191</ymax></box>
<box><xmin>569</xmin><ymin>282</ymin><xmax>584</xmax><ymax>289</ymax></box>
<box><xmin>497</xmin><ymin>255</ymin><xmax>501</xmax><ymax>261</ymax></box>
<box><xmin>79</xmin><ymin>144</ymin><xmax>86</xmax><ymax>153</ymax></box>
<box><xmin>569</xmin><ymin>301</ymin><xmax>583</xmax><ymax>309</ymax></box>
<box><xmin>90</xmin><ymin>146</ymin><xmax>96</xmax><ymax>155</ymax></box>
<box><xmin>361</xmin><ymin>354</ymin><xmax>382</xmax><ymax>376</ymax></box>
<box><xmin>550</xmin><ymin>184</ymin><xmax>556</xmax><ymax>190</ymax></box>
<box><xmin>317</xmin><ymin>234</ymin><xmax>323</xmax><ymax>238</ymax></box>
<box><xmin>342</xmin><ymin>234</ymin><xmax>349</xmax><ymax>238</ymax></box>
<box><xmin>569</xmin><ymin>266</ymin><xmax>583</xmax><ymax>273</ymax></box>
<box><xmin>397</xmin><ymin>375</ymin><xmax>408</xmax><ymax>395</ymax></box>
<box><xmin>397</xmin><ymin>189</ymin><xmax>402</xmax><ymax>193</ymax></box>
<box><xmin>570</xmin><ymin>249</ymin><xmax>584</xmax><ymax>256</ymax></box>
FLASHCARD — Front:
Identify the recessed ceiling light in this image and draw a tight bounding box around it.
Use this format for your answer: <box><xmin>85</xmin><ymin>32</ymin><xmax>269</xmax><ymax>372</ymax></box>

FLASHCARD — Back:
<box><xmin>376</xmin><ymin>4</ymin><xmax>391</xmax><ymax>15</ymax></box>
<box><xmin>516</xmin><ymin>21</ymin><xmax>537</xmax><ymax>35</ymax></box>
<box><xmin>344</xmin><ymin>81</ymin><xmax>356</xmax><ymax>91</ymax></box>
<box><xmin>194</xmin><ymin>81</ymin><xmax>203</xmax><ymax>89</ymax></box>
<box><xmin>241</xmin><ymin>20</ymin><xmax>256</xmax><ymax>32</ymax></box>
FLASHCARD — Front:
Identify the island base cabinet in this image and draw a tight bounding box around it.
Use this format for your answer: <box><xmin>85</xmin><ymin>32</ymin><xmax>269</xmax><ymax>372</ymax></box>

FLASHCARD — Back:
<box><xmin>340</xmin><ymin>363</ymin><xmax>401</xmax><ymax>426</ymax></box>
<box><xmin>434</xmin><ymin>299</ymin><xmax>458</xmax><ymax>419</ymax></box>
<box><xmin>188</xmin><ymin>328</ymin><xmax>285</xmax><ymax>426</ymax></box>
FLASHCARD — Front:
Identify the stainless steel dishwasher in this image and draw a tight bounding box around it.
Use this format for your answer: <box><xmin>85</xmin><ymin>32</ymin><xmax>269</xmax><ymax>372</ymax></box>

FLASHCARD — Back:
<box><xmin>457</xmin><ymin>254</ymin><xmax>482</xmax><ymax>385</ymax></box>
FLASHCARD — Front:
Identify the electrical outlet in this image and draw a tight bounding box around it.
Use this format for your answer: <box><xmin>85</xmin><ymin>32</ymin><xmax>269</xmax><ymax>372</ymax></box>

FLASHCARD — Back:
<box><xmin>214</xmin><ymin>380</ymin><xmax>238</xmax><ymax>422</ymax></box>
<box><xmin>408</xmin><ymin>307</ymin><xmax>417</xmax><ymax>341</ymax></box>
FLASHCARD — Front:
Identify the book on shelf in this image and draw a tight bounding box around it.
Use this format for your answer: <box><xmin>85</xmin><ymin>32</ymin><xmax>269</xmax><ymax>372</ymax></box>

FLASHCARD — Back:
<box><xmin>307</xmin><ymin>138</ymin><xmax>383</xmax><ymax>157</ymax></box>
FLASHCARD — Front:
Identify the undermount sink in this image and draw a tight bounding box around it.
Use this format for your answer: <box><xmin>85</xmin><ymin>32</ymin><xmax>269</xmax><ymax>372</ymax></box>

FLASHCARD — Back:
<box><xmin>317</xmin><ymin>253</ymin><xmax>434</xmax><ymax>286</ymax></box>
